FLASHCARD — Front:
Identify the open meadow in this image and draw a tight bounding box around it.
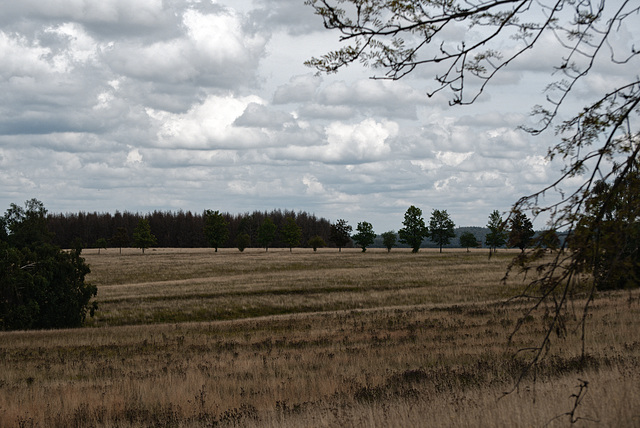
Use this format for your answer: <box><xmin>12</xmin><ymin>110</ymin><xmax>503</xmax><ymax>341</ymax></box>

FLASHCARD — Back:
<box><xmin>1</xmin><ymin>247</ymin><xmax>639</xmax><ymax>427</ymax></box>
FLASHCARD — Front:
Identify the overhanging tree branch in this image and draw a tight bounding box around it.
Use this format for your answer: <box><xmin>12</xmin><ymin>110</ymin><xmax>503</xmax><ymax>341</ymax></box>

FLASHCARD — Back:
<box><xmin>307</xmin><ymin>0</ymin><xmax>640</xmax><ymax>386</ymax></box>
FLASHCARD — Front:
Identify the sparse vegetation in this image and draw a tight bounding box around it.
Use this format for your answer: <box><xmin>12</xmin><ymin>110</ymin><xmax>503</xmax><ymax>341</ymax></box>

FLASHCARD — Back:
<box><xmin>1</xmin><ymin>248</ymin><xmax>638</xmax><ymax>427</ymax></box>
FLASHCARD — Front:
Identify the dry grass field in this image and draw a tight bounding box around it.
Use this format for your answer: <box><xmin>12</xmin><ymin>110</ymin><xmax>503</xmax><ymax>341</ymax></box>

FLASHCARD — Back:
<box><xmin>1</xmin><ymin>247</ymin><xmax>639</xmax><ymax>427</ymax></box>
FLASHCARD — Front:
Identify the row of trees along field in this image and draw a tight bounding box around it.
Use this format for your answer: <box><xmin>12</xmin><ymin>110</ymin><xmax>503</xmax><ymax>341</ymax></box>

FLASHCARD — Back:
<box><xmin>45</xmin><ymin>204</ymin><xmax>539</xmax><ymax>253</ymax></box>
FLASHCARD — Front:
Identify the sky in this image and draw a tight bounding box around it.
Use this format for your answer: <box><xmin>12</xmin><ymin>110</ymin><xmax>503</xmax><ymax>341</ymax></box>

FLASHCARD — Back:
<box><xmin>1</xmin><ymin>0</ymin><xmax>638</xmax><ymax>232</ymax></box>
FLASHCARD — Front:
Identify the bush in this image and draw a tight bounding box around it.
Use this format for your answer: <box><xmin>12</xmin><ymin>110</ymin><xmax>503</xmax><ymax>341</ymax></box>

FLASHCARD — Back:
<box><xmin>236</xmin><ymin>233</ymin><xmax>251</xmax><ymax>252</ymax></box>
<box><xmin>308</xmin><ymin>235</ymin><xmax>326</xmax><ymax>251</ymax></box>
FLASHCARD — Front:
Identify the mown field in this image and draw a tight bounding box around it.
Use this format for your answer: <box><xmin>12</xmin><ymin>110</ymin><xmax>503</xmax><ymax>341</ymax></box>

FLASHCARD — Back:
<box><xmin>1</xmin><ymin>247</ymin><xmax>639</xmax><ymax>427</ymax></box>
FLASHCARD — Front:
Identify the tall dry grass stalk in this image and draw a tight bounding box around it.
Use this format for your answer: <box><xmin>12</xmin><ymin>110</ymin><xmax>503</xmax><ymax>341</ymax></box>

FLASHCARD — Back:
<box><xmin>1</xmin><ymin>248</ymin><xmax>638</xmax><ymax>427</ymax></box>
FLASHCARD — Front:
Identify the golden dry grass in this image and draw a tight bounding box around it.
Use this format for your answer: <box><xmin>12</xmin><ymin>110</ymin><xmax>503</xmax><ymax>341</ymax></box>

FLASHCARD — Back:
<box><xmin>84</xmin><ymin>248</ymin><xmax>525</xmax><ymax>326</ymax></box>
<box><xmin>1</xmin><ymin>248</ymin><xmax>639</xmax><ymax>427</ymax></box>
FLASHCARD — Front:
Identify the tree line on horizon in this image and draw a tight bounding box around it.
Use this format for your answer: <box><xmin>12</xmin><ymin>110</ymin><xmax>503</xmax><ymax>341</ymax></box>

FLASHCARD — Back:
<box><xmin>46</xmin><ymin>209</ymin><xmax>333</xmax><ymax>251</ymax></box>
<box><xmin>44</xmin><ymin>205</ymin><xmax>541</xmax><ymax>253</ymax></box>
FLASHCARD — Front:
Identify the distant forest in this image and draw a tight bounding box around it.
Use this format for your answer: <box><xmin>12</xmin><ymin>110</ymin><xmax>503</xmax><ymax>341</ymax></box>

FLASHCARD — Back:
<box><xmin>47</xmin><ymin>210</ymin><xmax>333</xmax><ymax>250</ymax></box>
<box><xmin>46</xmin><ymin>210</ymin><xmax>493</xmax><ymax>250</ymax></box>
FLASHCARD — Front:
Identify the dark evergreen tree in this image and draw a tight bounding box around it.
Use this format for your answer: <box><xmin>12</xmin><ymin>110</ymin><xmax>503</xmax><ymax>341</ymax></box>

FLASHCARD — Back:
<box><xmin>508</xmin><ymin>210</ymin><xmax>535</xmax><ymax>252</ymax></box>
<box><xmin>485</xmin><ymin>210</ymin><xmax>507</xmax><ymax>255</ymax></box>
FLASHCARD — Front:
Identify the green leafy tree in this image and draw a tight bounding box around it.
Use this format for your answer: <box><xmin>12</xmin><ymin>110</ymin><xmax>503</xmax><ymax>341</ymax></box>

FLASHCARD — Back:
<box><xmin>281</xmin><ymin>217</ymin><xmax>302</xmax><ymax>252</ymax></box>
<box><xmin>257</xmin><ymin>217</ymin><xmax>277</xmax><ymax>252</ymax></box>
<box><xmin>133</xmin><ymin>219</ymin><xmax>157</xmax><ymax>254</ymax></box>
<box><xmin>306</xmin><ymin>0</ymin><xmax>640</xmax><ymax>368</ymax></box>
<box><xmin>0</xmin><ymin>199</ymin><xmax>97</xmax><ymax>330</ymax></box>
<box><xmin>459</xmin><ymin>232</ymin><xmax>479</xmax><ymax>252</ymax></box>
<box><xmin>485</xmin><ymin>210</ymin><xmax>508</xmax><ymax>255</ymax></box>
<box><xmin>428</xmin><ymin>209</ymin><xmax>456</xmax><ymax>253</ymax></box>
<box><xmin>203</xmin><ymin>210</ymin><xmax>229</xmax><ymax>252</ymax></box>
<box><xmin>508</xmin><ymin>210</ymin><xmax>535</xmax><ymax>252</ymax></box>
<box><xmin>330</xmin><ymin>219</ymin><xmax>352</xmax><ymax>252</ymax></box>
<box><xmin>2</xmin><ymin>198</ymin><xmax>52</xmax><ymax>249</ymax></box>
<box><xmin>236</xmin><ymin>232</ymin><xmax>251</xmax><ymax>252</ymax></box>
<box><xmin>94</xmin><ymin>238</ymin><xmax>108</xmax><ymax>254</ymax></box>
<box><xmin>352</xmin><ymin>221</ymin><xmax>376</xmax><ymax>252</ymax></box>
<box><xmin>398</xmin><ymin>206</ymin><xmax>428</xmax><ymax>253</ymax></box>
<box><xmin>308</xmin><ymin>235</ymin><xmax>326</xmax><ymax>251</ymax></box>
<box><xmin>381</xmin><ymin>231</ymin><xmax>397</xmax><ymax>253</ymax></box>
<box><xmin>110</xmin><ymin>227</ymin><xmax>130</xmax><ymax>254</ymax></box>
